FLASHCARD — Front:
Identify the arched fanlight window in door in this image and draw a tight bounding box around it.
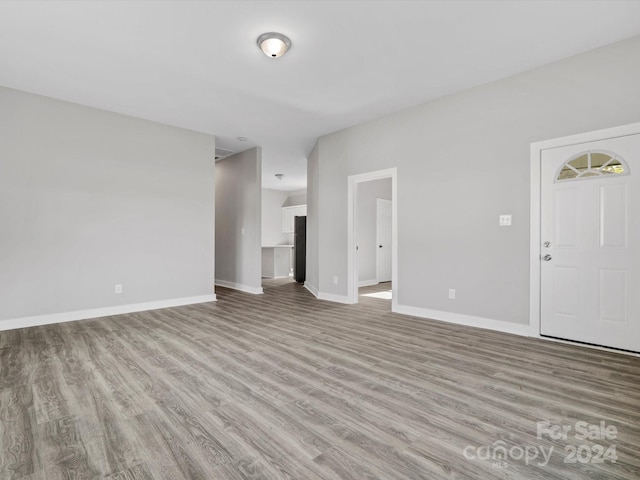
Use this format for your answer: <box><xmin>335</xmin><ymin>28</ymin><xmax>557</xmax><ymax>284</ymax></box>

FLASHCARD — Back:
<box><xmin>556</xmin><ymin>150</ymin><xmax>629</xmax><ymax>182</ymax></box>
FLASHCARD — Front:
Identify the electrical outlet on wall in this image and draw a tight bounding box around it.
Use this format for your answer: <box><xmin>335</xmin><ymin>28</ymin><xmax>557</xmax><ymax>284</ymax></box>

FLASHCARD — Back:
<box><xmin>115</xmin><ymin>284</ymin><xmax>123</xmax><ymax>294</ymax></box>
<box><xmin>448</xmin><ymin>288</ymin><xmax>456</xmax><ymax>300</ymax></box>
<box><xmin>333</xmin><ymin>276</ymin><xmax>338</xmax><ymax>285</ymax></box>
<box><xmin>499</xmin><ymin>214</ymin><xmax>512</xmax><ymax>226</ymax></box>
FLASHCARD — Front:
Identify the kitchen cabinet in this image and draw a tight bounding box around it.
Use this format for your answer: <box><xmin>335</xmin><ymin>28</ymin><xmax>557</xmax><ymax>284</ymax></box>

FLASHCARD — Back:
<box><xmin>282</xmin><ymin>205</ymin><xmax>307</xmax><ymax>233</ymax></box>
<box><xmin>261</xmin><ymin>245</ymin><xmax>293</xmax><ymax>278</ymax></box>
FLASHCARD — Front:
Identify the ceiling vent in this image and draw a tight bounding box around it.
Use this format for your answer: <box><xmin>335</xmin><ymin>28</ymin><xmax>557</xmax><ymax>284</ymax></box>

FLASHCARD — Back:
<box><xmin>214</xmin><ymin>148</ymin><xmax>235</xmax><ymax>161</ymax></box>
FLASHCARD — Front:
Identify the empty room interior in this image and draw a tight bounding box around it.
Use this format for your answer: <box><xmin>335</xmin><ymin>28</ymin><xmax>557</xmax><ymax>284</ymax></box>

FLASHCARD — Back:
<box><xmin>1</xmin><ymin>1</ymin><xmax>640</xmax><ymax>479</ymax></box>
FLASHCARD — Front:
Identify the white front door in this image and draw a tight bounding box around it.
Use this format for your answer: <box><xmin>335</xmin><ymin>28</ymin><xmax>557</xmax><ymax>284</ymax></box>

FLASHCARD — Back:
<box><xmin>376</xmin><ymin>198</ymin><xmax>392</xmax><ymax>283</ymax></box>
<box><xmin>540</xmin><ymin>134</ymin><xmax>639</xmax><ymax>352</ymax></box>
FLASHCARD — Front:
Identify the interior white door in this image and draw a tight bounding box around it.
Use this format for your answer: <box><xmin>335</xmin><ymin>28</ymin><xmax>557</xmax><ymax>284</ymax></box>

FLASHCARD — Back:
<box><xmin>376</xmin><ymin>198</ymin><xmax>392</xmax><ymax>283</ymax></box>
<box><xmin>540</xmin><ymin>134</ymin><xmax>639</xmax><ymax>352</ymax></box>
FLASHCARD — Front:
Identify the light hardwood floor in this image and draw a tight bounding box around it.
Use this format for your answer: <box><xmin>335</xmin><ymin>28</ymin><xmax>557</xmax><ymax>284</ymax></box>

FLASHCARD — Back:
<box><xmin>0</xmin><ymin>280</ymin><xmax>638</xmax><ymax>479</ymax></box>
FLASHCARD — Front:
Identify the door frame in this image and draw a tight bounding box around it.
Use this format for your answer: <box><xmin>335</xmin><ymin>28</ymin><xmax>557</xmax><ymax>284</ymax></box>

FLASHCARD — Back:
<box><xmin>347</xmin><ymin>168</ymin><xmax>397</xmax><ymax>308</ymax></box>
<box><xmin>529</xmin><ymin>122</ymin><xmax>640</xmax><ymax>339</ymax></box>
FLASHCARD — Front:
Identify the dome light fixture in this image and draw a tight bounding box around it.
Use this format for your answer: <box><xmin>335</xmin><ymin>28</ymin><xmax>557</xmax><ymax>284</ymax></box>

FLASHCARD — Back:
<box><xmin>257</xmin><ymin>32</ymin><xmax>291</xmax><ymax>58</ymax></box>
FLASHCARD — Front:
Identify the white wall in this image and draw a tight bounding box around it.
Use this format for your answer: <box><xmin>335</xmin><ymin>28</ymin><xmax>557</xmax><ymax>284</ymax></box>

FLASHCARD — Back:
<box><xmin>215</xmin><ymin>147</ymin><xmax>262</xmax><ymax>293</ymax></box>
<box><xmin>357</xmin><ymin>178</ymin><xmax>392</xmax><ymax>284</ymax></box>
<box><xmin>305</xmin><ymin>142</ymin><xmax>320</xmax><ymax>295</ymax></box>
<box><xmin>307</xmin><ymin>34</ymin><xmax>640</xmax><ymax>325</ymax></box>
<box><xmin>262</xmin><ymin>188</ymin><xmax>289</xmax><ymax>246</ymax></box>
<box><xmin>0</xmin><ymin>86</ymin><xmax>215</xmax><ymax>325</ymax></box>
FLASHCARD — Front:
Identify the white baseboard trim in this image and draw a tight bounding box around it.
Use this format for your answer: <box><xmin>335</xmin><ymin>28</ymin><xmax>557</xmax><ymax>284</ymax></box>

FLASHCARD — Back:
<box><xmin>358</xmin><ymin>279</ymin><xmax>379</xmax><ymax>287</ymax></box>
<box><xmin>0</xmin><ymin>294</ymin><xmax>217</xmax><ymax>332</ymax></box>
<box><xmin>394</xmin><ymin>304</ymin><xmax>530</xmax><ymax>337</ymax></box>
<box><xmin>304</xmin><ymin>282</ymin><xmax>319</xmax><ymax>298</ymax></box>
<box><xmin>317</xmin><ymin>291</ymin><xmax>352</xmax><ymax>304</ymax></box>
<box><xmin>215</xmin><ymin>279</ymin><xmax>263</xmax><ymax>295</ymax></box>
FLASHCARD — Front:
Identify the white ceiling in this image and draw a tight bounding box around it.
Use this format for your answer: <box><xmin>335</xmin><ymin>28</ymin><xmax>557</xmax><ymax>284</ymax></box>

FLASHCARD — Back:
<box><xmin>2</xmin><ymin>1</ymin><xmax>640</xmax><ymax>191</ymax></box>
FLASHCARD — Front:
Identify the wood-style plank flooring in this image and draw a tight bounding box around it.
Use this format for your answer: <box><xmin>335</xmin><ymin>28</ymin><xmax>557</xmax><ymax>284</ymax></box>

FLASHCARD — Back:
<box><xmin>1</xmin><ymin>280</ymin><xmax>639</xmax><ymax>479</ymax></box>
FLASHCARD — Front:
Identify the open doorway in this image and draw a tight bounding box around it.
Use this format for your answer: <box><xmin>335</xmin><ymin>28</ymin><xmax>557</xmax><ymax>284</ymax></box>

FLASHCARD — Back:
<box><xmin>347</xmin><ymin>168</ymin><xmax>397</xmax><ymax>309</ymax></box>
<box><xmin>260</xmin><ymin>188</ymin><xmax>307</xmax><ymax>293</ymax></box>
<box><xmin>356</xmin><ymin>180</ymin><xmax>392</xmax><ymax>303</ymax></box>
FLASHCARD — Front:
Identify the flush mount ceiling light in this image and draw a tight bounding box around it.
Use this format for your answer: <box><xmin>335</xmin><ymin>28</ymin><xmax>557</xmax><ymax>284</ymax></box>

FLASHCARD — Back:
<box><xmin>257</xmin><ymin>32</ymin><xmax>291</xmax><ymax>58</ymax></box>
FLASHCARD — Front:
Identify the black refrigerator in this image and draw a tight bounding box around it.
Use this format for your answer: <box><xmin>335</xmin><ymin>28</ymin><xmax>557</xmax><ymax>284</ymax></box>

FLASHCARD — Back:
<box><xmin>294</xmin><ymin>215</ymin><xmax>306</xmax><ymax>283</ymax></box>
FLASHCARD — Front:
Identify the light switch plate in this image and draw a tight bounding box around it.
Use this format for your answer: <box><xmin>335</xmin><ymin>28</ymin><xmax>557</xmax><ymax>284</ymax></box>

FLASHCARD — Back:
<box><xmin>499</xmin><ymin>214</ymin><xmax>512</xmax><ymax>226</ymax></box>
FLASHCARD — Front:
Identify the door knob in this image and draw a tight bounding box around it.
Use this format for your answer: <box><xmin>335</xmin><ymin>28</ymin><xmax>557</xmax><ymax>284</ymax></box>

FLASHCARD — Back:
<box><xmin>542</xmin><ymin>254</ymin><xmax>552</xmax><ymax>261</ymax></box>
